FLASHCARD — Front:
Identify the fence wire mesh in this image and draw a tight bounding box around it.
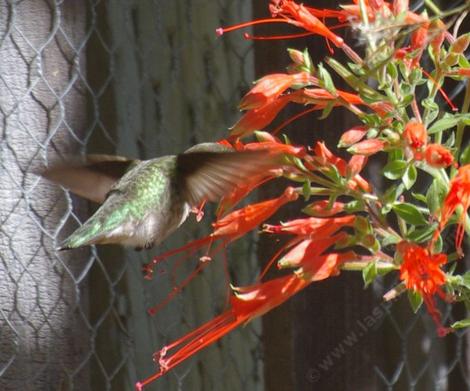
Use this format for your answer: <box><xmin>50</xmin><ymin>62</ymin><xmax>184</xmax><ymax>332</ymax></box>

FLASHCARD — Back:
<box><xmin>1</xmin><ymin>1</ymin><xmax>470</xmax><ymax>391</ymax></box>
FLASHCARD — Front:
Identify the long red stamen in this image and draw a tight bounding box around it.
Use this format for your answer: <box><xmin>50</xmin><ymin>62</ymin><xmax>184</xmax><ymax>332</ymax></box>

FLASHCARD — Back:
<box><xmin>422</xmin><ymin>69</ymin><xmax>458</xmax><ymax>111</ymax></box>
<box><xmin>147</xmin><ymin>241</ymin><xmax>226</xmax><ymax>316</ymax></box>
<box><xmin>216</xmin><ymin>18</ymin><xmax>290</xmax><ymax>36</ymax></box>
<box><xmin>258</xmin><ymin>237</ymin><xmax>302</xmax><ymax>281</ymax></box>
<box><xmin>243</xmin><ymin>31</ymin><xmax>315</xmax><ymax>40</ymax></box>
<box><xmin>272</xmin><ymin>106</ymin><xmax>319</xmax><ymax>135</ymax></box>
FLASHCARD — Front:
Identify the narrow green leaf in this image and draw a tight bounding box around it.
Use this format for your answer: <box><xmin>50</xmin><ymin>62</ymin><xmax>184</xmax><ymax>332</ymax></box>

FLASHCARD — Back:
<box><xmin>318</xmin><ymin>63</ymin><xmax>336</xmax><ymax>94</ymax></box>
<box><xmin>383</xmin><ymin>184</ymin><xmax>405</xmax><ymax>204</ymax></box>
<box><xmin>408</xmin><ymin>290</ymin><xmax>423</xmax><ymax>313</ymax></box>
<box><xmin>326</xmin><ymin>57</ymin><xmax>381</xmax><ymax>100</ymax></box>
<box><xmin>411</xmin><ymin>192</ymin><xmax>427</xmax><ymax>203</ymax></box>
<box><xmin>319</xmin><ymin>101</ymin><xmax>335</xmax><ymax>120</ymax></box>
<box><xmin>403</xmin><ymin>164</ymin><xmax>417</xmax><ymax>190</ymax></box>
<box><xmin>451</xmin><ymin>319</ymin><xmax>470</xmax><ymax>329</ymax></box>
<box><xmin>428</xmin><ymin>113</ymin><xmax>470</xmax><ymax>134</ymax></box>
<box><xmin>381</xmin><ymin>233</ymin><xmax>401</xmax><ymax>247</ymax></box>
<box><xmin>393</xmin><ymin>203</ymin><xmax>427</xmax><ymax>225</ymax></box>
<box><xmin>302</xmin><ymin>181</ymin><xmax>311</xmax><ymax>201</ymax></box>
<box><xmin>383</xmin><ymin>160</ymin><xmax>408</xmax><ymax>180</ymax></box>
<box><xmin>462</xmin><ymin>272</ymin><xmax>470</xmax><ymax>289</ymax></box>
<box><xmin>406</xmin><ymin>224</ymin><xmax>438</xmax><ymax>243</ymax></box>
<box><xmin>362</xmin><ymin>261</ymin><xmax>377</xmax><ymax>288</ymax></box>
<box><xmin>460</xmin><ymin>144</ymin><xmax>470</xmax><ymax>165</ymax></box>
<box><xmin>426</xmin><ymin>179</ymin><xmax>448</xmax><ymax>214</ymax></box>
<box><xmin>386</xmin><ymin>62</ymin><xmax>398</xmax><ymax>79</ymax></box>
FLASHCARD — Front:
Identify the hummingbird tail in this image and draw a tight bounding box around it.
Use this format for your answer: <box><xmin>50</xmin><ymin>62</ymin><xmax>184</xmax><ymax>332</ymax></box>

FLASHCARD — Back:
<box><xmin>58</xmin><ymin>220</ymin><xmax>105</xmax><ymax>250</ymax></box>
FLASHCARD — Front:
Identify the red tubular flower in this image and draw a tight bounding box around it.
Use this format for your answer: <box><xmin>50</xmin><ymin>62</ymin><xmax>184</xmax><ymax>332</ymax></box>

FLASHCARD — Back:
<box><xmin>136</xmin><ymin>274</ymin><xmax>310</xmax><ymax>389</ymax></box>
<box><xmin>212</xmin><ymin>187</ymin><xmax>299</xmax><ymax>242</ymax></box>
<box><xmin>435</xmin><ymin>165</ymin><xmax>470</xmax><ymax>255</ymax></box>
<box><xmin>263</xmin><ymin>215</ymin><xmax>356</xmax><ymax>236</ymax></box>
<box><xmin>338</xmin><ymin>125</ymin><xmax>368</xmax><ymax>147</ymax></box>
<box><xmin>295</xmin><ymin>251</ymin><xmax>358</xmax><ymax>281</ymax></box>
<box><xmin>398</xmin><ymin>242</ymin><xmax>450</xmax><ymax>336</ymax></box>
<box><xmin>239</xmin><ymin>140</ymin><xmax>306</xmax><ymax>157</ymax></box>
<box><xmin>230</xmin><ymin>95</ymin><xmax>291</xmax><ymax>138</ymax></box>
<box><xmin>239</xmin><ymin>72</ymin><xmax>314</xmax><ymax>110</ymax></box>
<box><xmin>348</xmin><ymin>154</ymin><xmax>368</xmax><ymax>176</ymax></box>
<box><xmin>312</xmin><ymin>142</ymin><xmax>371</xmax><ymax>192</ymax></box>
<box><xmin>403</xmin><ymin>119</ymin><xmax>427</xmax><ymax>150</ymax></box>
<box><xmin>348</xmin><ymin>139</ymin><xmax>385</xmax><ymax>156</ymax></box>
<box><xmin>295</xmin><ymin>88</ymin><xmax>364</xmax><ymax>106</ymax></box>
<box><xmin>424</xmin><ymin>144</ymin><xmax>454</xmax><ymax>168</ymax></box>
<box><xmin>269</xmin><ymin>0</ymin><xmax>344</xmax><ymax>47</ymax></box>
<box><xmin>217</xmin><ymin>172</ymin><xmax>279</xmax><ymax>217</ymax></box>
<box><xmin>277</xmin><ymin>233</ymin><xmax>346</xmax><ymax>269</ymax></box>
<box><xmin>303</xmin><ymin>200</ymin><xmax>346</xmax><ymax>217</ymax></box>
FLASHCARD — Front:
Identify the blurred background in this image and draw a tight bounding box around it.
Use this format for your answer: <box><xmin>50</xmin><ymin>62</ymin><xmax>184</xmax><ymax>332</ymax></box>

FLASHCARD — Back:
<box><xmin>0</xmin><ymin>1</ymin><xmax>469</xmax><ymax>390</ymax></box>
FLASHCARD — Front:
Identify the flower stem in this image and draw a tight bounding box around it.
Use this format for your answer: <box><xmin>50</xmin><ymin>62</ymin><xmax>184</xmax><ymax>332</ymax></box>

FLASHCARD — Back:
<box><xmin>424</xmin><ymin>0</ymin><xmax>442</xmax><ymax>16</ymax></box>
<box><xmin>453</xmin><ymin>80</ymin><xmax>470</xmax><ymax>173</ymax></box>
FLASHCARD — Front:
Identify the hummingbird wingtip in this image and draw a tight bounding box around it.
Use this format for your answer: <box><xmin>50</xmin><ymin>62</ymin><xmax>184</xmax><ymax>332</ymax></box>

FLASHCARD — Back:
<box><xmin>56</xmin><ymin>244</ymin><xmax>71</xmax><ymax>251</ymax></box>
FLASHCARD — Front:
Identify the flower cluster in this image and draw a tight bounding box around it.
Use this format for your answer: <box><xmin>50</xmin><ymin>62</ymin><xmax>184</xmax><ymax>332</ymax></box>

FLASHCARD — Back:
<box><xmin>138</xmin><ymin>1</ymin><xmax>470</xmax><ymax>388</ymax></box>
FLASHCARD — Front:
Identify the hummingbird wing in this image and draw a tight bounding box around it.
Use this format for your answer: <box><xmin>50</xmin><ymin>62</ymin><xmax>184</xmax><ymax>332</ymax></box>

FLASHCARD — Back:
<box><xmin>177</xmin><ymin>150</ymin><xmax>278</xmax><ymax>206</ymax></box>
<box><xmin>39</xmin><ymin>154</ymin><xmax>138</xmax><ymax>203</ymax></box>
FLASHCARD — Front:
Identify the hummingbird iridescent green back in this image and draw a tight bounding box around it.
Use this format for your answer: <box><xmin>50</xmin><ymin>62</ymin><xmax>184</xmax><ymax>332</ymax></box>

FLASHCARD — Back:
<box><xmin>40</xmin><ymin>143</ymin><xmax>278</xmax><ymax>250</ymax></box>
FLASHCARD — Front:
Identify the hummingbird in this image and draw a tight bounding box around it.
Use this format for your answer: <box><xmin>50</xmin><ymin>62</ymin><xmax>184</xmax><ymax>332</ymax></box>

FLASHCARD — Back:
<box><xmin>40</xmin><ymin>143</ymin><xmax>278</xmax><ymax>250</ymax></box>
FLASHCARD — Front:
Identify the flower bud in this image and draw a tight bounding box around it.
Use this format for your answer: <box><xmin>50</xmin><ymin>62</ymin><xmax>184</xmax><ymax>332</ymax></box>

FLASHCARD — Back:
<box><xmin>347</xmin><ymin>139</ymin><xmax>385</xmax><ymax>156</ymax></box>
<box><xmin>403</xmin><ymin>120</ymin><xmax>427</xmax><ymax>150</ymax></box>
<box><xmin>303</xmin><ymin>200</ymin><xmax>344</xmax><ymax>217</ymax></box>
<box><xmin>424</xmin><ymin>144</ymin><xmax>454</xmax><ymax>168</ymax></box>
<box><xmin>338</xmin><ymin>126</ymin><xmax>367</xmax><ymax>147</ymax></box>
<box><xmin>288</xmin><ymin>48</ymin><xmax>304</xmax><ymax>65</ymax></box>
<box><xmin>450</xmin><ymin>33</ymin><xmax>470</xmax><ymax>54</ymax></box>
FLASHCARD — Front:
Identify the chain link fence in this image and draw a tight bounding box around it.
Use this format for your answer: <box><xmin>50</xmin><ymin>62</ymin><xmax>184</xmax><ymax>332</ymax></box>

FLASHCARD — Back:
<box><xmin>0</xmin><ymin>1</ymin><xmax>260</xmax><ymax>390</ymax></box>
<box><xmin>1</xmin><ymin>1</ymin><xmax>470</xmax><ymax>391</ymax></box>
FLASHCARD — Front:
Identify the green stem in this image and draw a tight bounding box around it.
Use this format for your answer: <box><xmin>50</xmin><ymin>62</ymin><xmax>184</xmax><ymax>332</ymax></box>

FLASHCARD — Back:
<box><xmin>424</xmin><ymin>0</ymin><xmax>442</xmax><ymax>16</ymax></box>
<box><xmin>453</xmin><ymin>80</ymin><xmax>470</xmax><ymax>174</ymax></box>
<box><xmin>341</xmin><ymin>260</ymin><xmax>396</xmax><ymax>272</ymax></box>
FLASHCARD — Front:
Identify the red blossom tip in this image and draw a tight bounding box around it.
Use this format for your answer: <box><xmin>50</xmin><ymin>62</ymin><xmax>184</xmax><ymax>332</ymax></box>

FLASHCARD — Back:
<box><xmin>216</xmin><ymin>27</ymin><xmax>224</xmax><ymax>36</ymax></box>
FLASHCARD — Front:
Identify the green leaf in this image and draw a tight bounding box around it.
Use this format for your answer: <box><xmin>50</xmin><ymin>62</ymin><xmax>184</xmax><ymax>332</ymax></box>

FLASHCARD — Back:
<box><xmin>399</xmin><ymin>93</ymin><xmax>414</xmax><ymax>108</ymax></box>
<box><xmin>460</xmin><ymin>144</ymin><xmax>470</xmax><ymax>165</ymax></box>
<box><xmin>409</xmin><ymin>68</ymin><xmax>423</xmax><ymax>84</ymax></box>
<box><xmin>344</xmin><ymin>200</ymin><xmax>364</xmax><ymax>213</ymax></box>
<box><xmin>411</xmin><ymin>192</ymin><xmax>427</xmax><ymax>203</ymax></box>
<box><xmin>422</xmin><ymin>98</ymin><xmax>439</xmax><ymax>125</ymax></box>
<box><xmin>383</xmin><ymin>160</ymin><xmax>408</xmax><ymax>180</ymax></box>
<box><xmin>445</xmin><ymin>133</ymin><xmax>455</xmax><ymax>148</ymax></box>
<box><xmin>303</xmin><ymin>48</ymin><xmax>313</xmax><ymax>71</ymax></box>
<box><xmin>432</xmin><ymin>234</ymin><xmax>443</xmax><ymax>253</ymax></box>
<box><xmin>381</xmin><ymin>232</ymin><xmax>401</xmax><ymax>247</ymax></box>
<box><xmin>319</xmin><ymin>101</ymin><xmax>335</xmax><ymax>120</ymax></box>
<box><xmin>386</xmin><ymin>62</ymin><xmax>398</xmax><ymax>79</ymax></box>
<box><xmin>323</xmin><ymin>164</ymin><xmax>342</xmax><ymax>183</ymax></box>
<box><xmin>362</xmin><ymin>261</ymin><xmax>377</xmax><ymax>288</ymax></box>
<box><xmin>318</xmin><ymin>63</ymin><xmax>336</xmax><ymax>94</ymax></box>
<box><xmin>326</xmin><ymin>57</ymin><xmax>382</xmax><ymax>100</ymax></box>
<box><xmin>426</xmin><ymin>179</ymin><xmax>448</xmax><ymax>214</ymax></box>
<box><xmin>462</xmin><ymin>272</ymin><xmax>470</xmax><ymax>289</ymax></box>
<box><xmin>451</xmin><ymin>319</ymin><xmax>470</xmax><ymax>329</ymax></box>
<box><xmin>408</xmin><ymin>290</ymin><xmax>423</xmax><ymax>313</ymax></box>
<box><xmin>403</xmin><ymin>164</ymin><xmax>417</xmax><ymax>190</ymax></box>
<box><xmin>302</xmin><ymin>181</ymin><xmax>311</xmax><ymax>201</ymax></box>
<box><xmin>393</xmin><ymin>203</ymin><xmax>427</xmax><ymax>225</ymax></box>
<box><xmin>428</xmin><ymin>113</ymin><xmax>470</xmax><ymax>134</ymax></box>
<box><xmin>383</xmin><ymin>184</ymin><xmax>405</xmax><ymax>204</ymax></box>
<box><xmin>406</xmin><ymin>224</ymin><xmax>438</xmax><ymax>243</ymax></box>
